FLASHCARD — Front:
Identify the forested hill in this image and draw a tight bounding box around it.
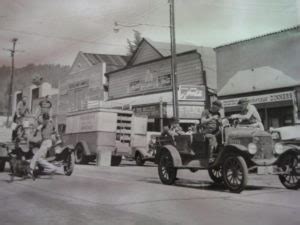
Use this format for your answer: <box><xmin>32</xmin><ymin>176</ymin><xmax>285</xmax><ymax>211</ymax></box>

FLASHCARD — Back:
<box><xmin>0</xmin><ymin>64</ymin><xmax>70</xmax><ymax>114</ymax></box>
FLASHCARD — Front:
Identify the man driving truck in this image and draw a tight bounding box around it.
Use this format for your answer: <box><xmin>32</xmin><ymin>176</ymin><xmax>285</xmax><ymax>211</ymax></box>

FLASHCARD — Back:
<box><xmin>200</xmin><ymin>100</ymin><xmax>223</xmax><ymax>162</ymax></box>
<box><xmin>231</xmin><ymin>98</ymin><xmax>264</xmax><ymax>130</ymax></box>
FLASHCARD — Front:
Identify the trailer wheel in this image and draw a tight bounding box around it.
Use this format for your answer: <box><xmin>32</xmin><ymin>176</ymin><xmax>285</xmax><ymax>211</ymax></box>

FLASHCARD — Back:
<box><xmin>75</xmin><ymin>143</ymin><xmax>87</xmax><ymax>164</ymax></box>
<box><xmin>111</xmin><ymin>155</ymin><xmax>122</xmax><ymax>166</ymax></box>
<box><xmin>0</xmin><ymin>158</ymin><xmax>6</xmax><ymax>172</ymax></box>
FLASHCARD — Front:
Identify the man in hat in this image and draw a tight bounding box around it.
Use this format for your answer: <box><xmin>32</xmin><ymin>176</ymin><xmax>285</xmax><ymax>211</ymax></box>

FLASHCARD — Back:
<box><xmin>200</xmin><ymin>100</ymin><xmax>223</xmax><ymax>162</ymax></box>
<box><xmin>231</xmin><ymin>98</ymin><xmax>264</xmax><ymax>130</ymax></box>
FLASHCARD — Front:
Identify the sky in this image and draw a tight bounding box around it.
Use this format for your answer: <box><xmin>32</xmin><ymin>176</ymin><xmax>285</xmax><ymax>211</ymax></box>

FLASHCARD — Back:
<box><xmin>0</xmin><ymin>0</ymin><xmax>299</xmax><ymax>67</ymax></box>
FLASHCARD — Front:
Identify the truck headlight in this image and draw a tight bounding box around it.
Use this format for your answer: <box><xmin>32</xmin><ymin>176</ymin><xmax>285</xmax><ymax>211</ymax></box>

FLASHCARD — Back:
<box><xmin>274</xmin><ymin>143</ymin><xmax>284</xmax><ymax>154</ymax></box>
<box><xmin>248</xmin><ymin>143</ymin><xmax>257</xmax><ymax>154</ymax></box>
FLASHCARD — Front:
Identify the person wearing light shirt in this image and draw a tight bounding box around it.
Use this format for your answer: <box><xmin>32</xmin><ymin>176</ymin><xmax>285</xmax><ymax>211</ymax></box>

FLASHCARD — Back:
<box><xmin>231</xmin><ymin>98</ymin><xmax>264</xmax><ymax>130</ymax></box>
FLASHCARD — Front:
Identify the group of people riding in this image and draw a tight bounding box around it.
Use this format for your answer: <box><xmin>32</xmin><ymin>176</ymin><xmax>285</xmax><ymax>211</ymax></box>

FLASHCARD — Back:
<box><xmin>12</xmin><ymin>95</ymin><xmax>57</xmax><ymax>179</ymax></box>
<box><xmin>162</xmin><ymin>98</ymin><xmax>263</xmax><ymax>162</ymax></box>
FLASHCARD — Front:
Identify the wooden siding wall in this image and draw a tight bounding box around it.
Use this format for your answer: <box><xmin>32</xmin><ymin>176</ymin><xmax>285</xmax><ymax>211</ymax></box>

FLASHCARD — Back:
<box><xmin>108</xmin><ymin>52</ymin><xmax>203</xmax><ymax>99</ymax></box>
<box><xmin>132</xmin><ymin>42</ymin><xmax>162</xmax><ymax>65</ymax></box>
<box><xmin>59</xmin><ymin>63</ymin><xmax>104</xmax><ymax>114</ymax></box>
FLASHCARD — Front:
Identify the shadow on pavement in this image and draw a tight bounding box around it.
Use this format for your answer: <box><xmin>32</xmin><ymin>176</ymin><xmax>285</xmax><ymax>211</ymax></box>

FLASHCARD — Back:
<box><xmin>140</xmin><ymin>177</ymin><xmax>283</xmax><ymax>193</ymax></box>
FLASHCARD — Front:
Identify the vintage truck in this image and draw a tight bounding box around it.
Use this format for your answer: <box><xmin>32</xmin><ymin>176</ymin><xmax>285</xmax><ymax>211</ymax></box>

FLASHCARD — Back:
<box><xmin>64</xmin><ymin>107</ymin><xmax>160</xmax><ymax>166</ymax></box>
<box><xmin>155</xmin><ymin>118</ymin><xmax>300</xmax><ymax>193</ymax></box>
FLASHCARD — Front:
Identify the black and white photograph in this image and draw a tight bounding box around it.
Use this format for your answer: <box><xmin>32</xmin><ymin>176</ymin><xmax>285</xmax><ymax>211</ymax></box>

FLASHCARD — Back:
<box><xmin>0</xmin><ymin>1</ymin><xmax>299</xmax><ymax>225</ymax></box>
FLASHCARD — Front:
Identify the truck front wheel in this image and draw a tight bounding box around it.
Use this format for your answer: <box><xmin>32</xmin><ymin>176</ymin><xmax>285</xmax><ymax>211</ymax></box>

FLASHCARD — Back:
<box><xmin>278</xmin><ymin>153</ymin><xmax>299</xmax><ymax>190</ymax></box>
<box><xmin>222</xmin><ymin>155</ymin><xmax>248</xmax><ymax>193</ymax></box>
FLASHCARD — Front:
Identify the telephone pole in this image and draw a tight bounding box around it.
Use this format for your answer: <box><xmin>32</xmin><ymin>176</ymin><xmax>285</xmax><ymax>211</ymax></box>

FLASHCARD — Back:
<box><xmin>4</xmin><ymin>38</ymin><xmax>18</xmax><ymax>126</ymax></box>
<box><xmin>169</xmin><ymin>0</ymin><xmax>178</xmax><ymax>119</ymax></box>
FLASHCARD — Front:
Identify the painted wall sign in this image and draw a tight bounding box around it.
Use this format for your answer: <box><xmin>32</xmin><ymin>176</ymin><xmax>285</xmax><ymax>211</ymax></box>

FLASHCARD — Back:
<box><xmin>221</xmin><ymin>91</ymin><xmax>295</xmax><ymax>108</ymax></box>
<box><xmin>128</xmin><ymin>74</ymin><xmax>171</xmax><ymax>93</ymax></box>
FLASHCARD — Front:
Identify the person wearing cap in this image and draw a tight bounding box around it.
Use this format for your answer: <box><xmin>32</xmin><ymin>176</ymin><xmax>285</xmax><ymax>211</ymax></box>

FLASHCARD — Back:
<box><xmin>29</xmin><ymin>113</ymin><xmax>58</xmax><ymax>179</ymax></box>
<box><xmin>231</xmin><ymin>98</ymin><xmax>264</xmax><ymax>130</ymax></box>
<box><xmin>200</xmin><ymin>100</ymin><xmax>223</xmax><ymax>162</ymax></box>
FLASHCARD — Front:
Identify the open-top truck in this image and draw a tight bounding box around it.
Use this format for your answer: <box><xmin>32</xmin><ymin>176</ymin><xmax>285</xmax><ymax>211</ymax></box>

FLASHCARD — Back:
<box><xmin>64</xmin><ymin>107</ymin><xmax>160</xmax><ymax>166</ymax></box>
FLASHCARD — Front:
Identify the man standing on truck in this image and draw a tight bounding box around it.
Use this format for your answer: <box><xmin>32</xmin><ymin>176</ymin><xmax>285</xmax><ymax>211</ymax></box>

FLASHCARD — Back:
<box><xmin>231</xmin><ymin>98</ymin><xmax>264</xmax><ymax>130</ymax></box>
<box><xmin>200</xmin><ymin>100</ymin><xmax>222</xmax><ymax>162</ymax></box>
<box><xmin>36</xmin><ymin>95</ymin><xmax>52</xmax><ymax>123</ymax></box>
<box><xmin>29</xmin><ymin>113</ymin><xmax>57</xmax><ymax>179</ymax></box>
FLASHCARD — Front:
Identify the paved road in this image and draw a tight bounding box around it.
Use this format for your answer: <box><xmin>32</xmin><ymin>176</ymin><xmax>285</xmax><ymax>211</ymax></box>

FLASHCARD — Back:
<box><xmin>0</xmin><ymin>161</ymin><xmax>299</xmax><ymax>225</ymax></box>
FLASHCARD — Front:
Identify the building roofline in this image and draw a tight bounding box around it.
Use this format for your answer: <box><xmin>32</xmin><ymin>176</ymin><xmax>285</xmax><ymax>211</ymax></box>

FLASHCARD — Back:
<box><xmin>126</xmin><ymin>38</ymin><xmax>164</xmax><ymax>66</ymax></box>
<box><xmin>218</xmin><ymin>84</ymin><xmax>300</xmax><ymax>98</ymax></box>
<box><xmin>105</xmin><ymin>49</ymin><xmax>198</xmax><ymax>77</ymax></box>
<box><xmin>214</xmin><ymin>25</ymin><xmax>300</xmax><ymax>50</ymax></box>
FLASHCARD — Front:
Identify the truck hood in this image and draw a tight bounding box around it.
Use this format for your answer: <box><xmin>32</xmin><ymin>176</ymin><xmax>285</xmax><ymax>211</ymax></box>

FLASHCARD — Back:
<box><xmin>226</xmin><ymin>127</ymin><xmax>270</xmax><ymax>138</ymax></box>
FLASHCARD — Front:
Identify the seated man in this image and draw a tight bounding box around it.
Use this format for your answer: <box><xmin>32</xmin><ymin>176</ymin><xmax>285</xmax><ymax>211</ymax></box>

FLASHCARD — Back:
<box><xmin>29</xmin><ymin>113</ymin><xmax>58</xmax><ymax>179</ymax></box>
<box><xmin>161</xmin><ymin>117</ymin><xmax>185</xmax><ymax>139</ymax></box>
<box><xmin>200</xmin><ymin>100</ymin><xmax>222</xmax><ymax>162</ymax></box>
<box><xmin>231</xmin><ymin>98</ymin><xmax>264</xmax><ymax>130</ymax></box>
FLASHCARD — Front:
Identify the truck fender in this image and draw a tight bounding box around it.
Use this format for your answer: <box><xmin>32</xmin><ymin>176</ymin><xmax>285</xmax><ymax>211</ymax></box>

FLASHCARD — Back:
<box><xmin>282</xmin><ymin>144</ymin><xmax>300</xmax><ymax>153</ymax></box>
<box><xmin>76</xmin><ymin>141</ymin><xmax>91</xmax><ymax>156</ymax></box>
<box><xmin>275</xmin><ymin>148</ymin><xmax>300</xmax><ymax>165</ymax></box>
<box><xmin>213</xmin><ymin>144</ymin><xmax>250</xmax><ymax>166</ymax></box>
<box><xmin>160</xmin><ymin>145</ymin><xmax>182</xmax><ymax>167</ymax></box>
<box><xmin>134</xmin><ymin>148</ymin><xmax>148</xmax><ymax>158</ymax></box>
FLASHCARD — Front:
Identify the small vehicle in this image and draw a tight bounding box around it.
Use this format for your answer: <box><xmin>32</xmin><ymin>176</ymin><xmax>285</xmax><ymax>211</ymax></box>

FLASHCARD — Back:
<box><xmin>155</xmin><ymin>118</ymin><xmax>300</xmax><ymax>193</ymax></box>
<box><xmin>131</xmin><ymin>131</ymin><xmax>161</xmax><ymax>166</ymax></box>
<box><xmin>0</xmin><ymin>116</ymin><xmax>75</xmax><ymax>177</ymax></box>
<box><xmin>270</xmin><ymin>125</ymin><xmax>300</xmax><ymax>147</ymax></box>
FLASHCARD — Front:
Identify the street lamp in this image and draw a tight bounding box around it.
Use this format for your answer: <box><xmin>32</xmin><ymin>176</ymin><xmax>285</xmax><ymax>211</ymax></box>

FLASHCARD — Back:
<box><xmin>113</xmin><ymin>0</ymin><xmax>179</xmax><ymax>119</ymax></box>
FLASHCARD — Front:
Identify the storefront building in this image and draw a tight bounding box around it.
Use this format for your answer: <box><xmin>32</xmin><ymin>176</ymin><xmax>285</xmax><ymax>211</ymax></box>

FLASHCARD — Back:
<box><xmin>215</xmin><ymin>26</ymin><xmax>300</xmax><ymax>129</ymax></box>
<box><xmin>106</xmin><ymin>38</ymin><xmax>217</xmax><ymax>131</ymax></box>
<box><xmin>58</xmin><ymin>51</ymin><xmax>128</xmax><ymax>123</ymax></box>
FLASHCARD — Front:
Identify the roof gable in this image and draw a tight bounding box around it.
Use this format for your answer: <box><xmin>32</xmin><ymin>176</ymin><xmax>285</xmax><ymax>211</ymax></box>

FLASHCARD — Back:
<box><xmin>69</xmin><ymin>52</ymin><xmax>92</xmax><ymax>74</ymax></box>
<box><xmin>70</xmin><ymin>51</ymin><xmax>128</xmax><ymax>74</ymax></box>
<box><xmin>128</xmin><ymin>38</ymin><xmax>163</xmax><ymax>65</ymax></box>
<box><xmin>218</xmin><ymin>66</ymin><xmax>299</xmax><ymax>96</ymax></box>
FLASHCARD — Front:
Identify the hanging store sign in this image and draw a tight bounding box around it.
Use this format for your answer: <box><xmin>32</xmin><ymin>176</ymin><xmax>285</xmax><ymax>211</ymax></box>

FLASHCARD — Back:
<box><xmin>221</xmin><ymin>91</ymin><xmax>295</xmax><ymax>108</ymax></box>
<box><xmin>178</xmin><ymin>85</ymin><xmax>206</xmax><ymax>101</ymax></box>
<box><xmin>133</xmin><ymin>103</ymin><xmax>167</xmax><ymax>118</ymax></box>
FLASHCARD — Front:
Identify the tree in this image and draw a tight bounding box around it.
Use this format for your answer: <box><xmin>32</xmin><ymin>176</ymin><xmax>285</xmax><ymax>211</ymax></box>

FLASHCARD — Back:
<box><xmin>127</xmin><ymin>29</ymin><xmax>142</xmax><ymax>56</ymax></box>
